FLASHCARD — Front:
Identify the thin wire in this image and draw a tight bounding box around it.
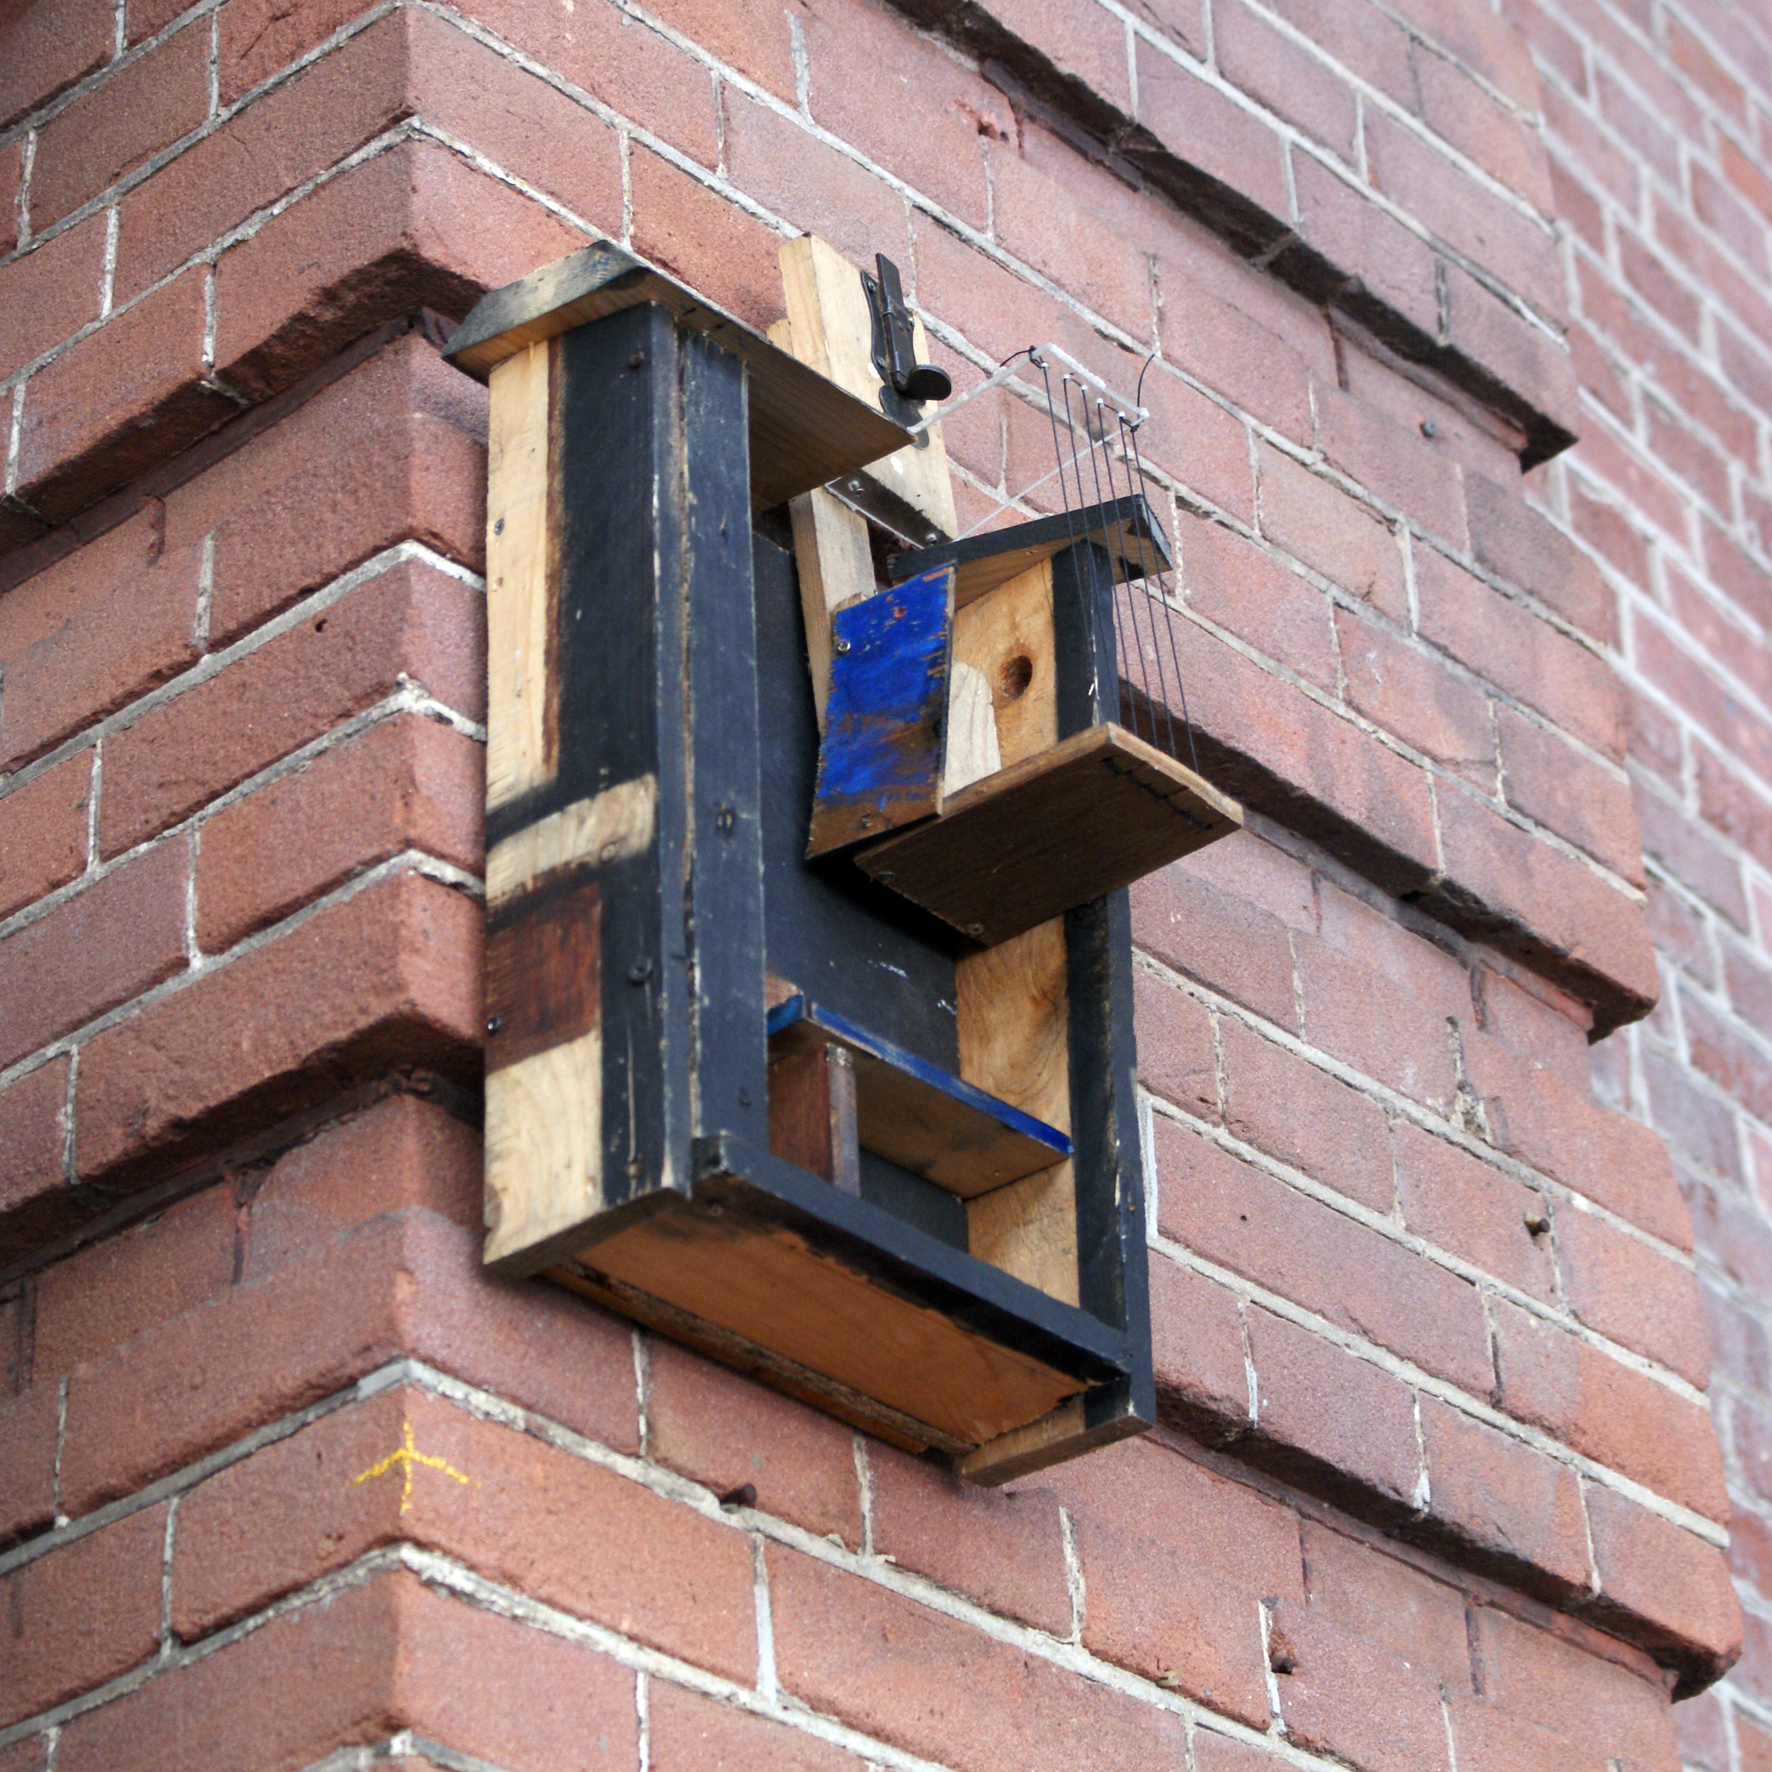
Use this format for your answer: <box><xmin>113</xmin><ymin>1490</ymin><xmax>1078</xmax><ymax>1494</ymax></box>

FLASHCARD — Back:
<box><xmin>1123</xmin><ymin>411</ymin><xmax>1200</xmax><ymax>775</ymax></box>
<box><xmin>1098</xmin><ymin>398</ymin><xmax>1178</xmax><ymax>757</ymax></box>
<box><xmin>1064</xmin><ymin>376</ymin><xmax>1127</xmax><ymax>738</ymax></box>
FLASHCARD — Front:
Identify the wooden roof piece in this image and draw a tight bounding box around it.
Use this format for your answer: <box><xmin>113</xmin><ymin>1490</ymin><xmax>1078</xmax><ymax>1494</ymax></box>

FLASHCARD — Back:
<box><xmin>443</xmin><ymin>241</ymin><xmax>914</xmax><ymax>511</ymax></box>
<box><xmin>886</xmin><ymin>494</ymin><xmax>1174</xmax><ymax>608</ymax></box>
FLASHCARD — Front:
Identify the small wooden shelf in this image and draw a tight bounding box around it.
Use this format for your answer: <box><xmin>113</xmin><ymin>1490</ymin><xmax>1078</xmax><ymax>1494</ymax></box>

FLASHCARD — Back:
<box><xmin>768</xmin><ymin>995</ymin><xmax>1071</xmax><ymax>1198</ymax></box>
<box><xmin>888</xmin><ymin>493</ymin><xmax>1172</xmax><ymax>608</ymax></box>
<box><xmin>443</xmin><ymin>241</ymin><xmax>912</xmax><ymax>511</ymax></box>
<box><xmin>854</xmin><ymin>722</ymin><xmax>1243</xmax><ymax>947</ymax></box>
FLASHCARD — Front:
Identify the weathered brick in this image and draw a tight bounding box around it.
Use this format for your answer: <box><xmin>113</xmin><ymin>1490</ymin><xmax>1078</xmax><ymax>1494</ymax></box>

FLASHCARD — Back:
<box><xmin>30</xmin><ymin>22</ymin><xmax>209</xmax><ymax>229</ymax></box>
<box><xmin>0</xmin><ymin>1384</ymin><xmax>59</xmax><ymax>1544</ymax></box>
<box><xmin>1585</xmin><ymin>1484</ymin><xmax>1741</xmax><ymax>1672</ymax></box>
<box><xmin>647</xmin><ymin>0</ymin><xmax>800</xmax><ymax>102</ymax></box>
<box><xmin>0</xmin><ymin>1504</ymin><xmax>167</xmax><ymax>1727</ymax></box>
<box><xmin>1416</xmin><ymin>1397</ymin><xmax>1589</xmax><ymax>1597</ymax></box>
<box><xmin>1156</xmin><ymin>1118</ymin><xmax>1489</xmax><ymax>1391</ymax></box>
<box><xmin>60</xmin><ymin>1208</ymin><xmax>637</xmax><ymax>1517</ymax></box>
<box><xmin>1554</xmin><ymin>1201</ymin><xmax>1710</xmax><ymax>1387</ymax></box>
<box><xmin>1132</xmin><ymin>861</ymin><xmax>1297</xmax><ymax>1027</ymax></box>
<box><xmin>1245</xmin><ymin>1306</ymin><xmax>1421</xmax><ymax>1510</ymax></box>
<box><xmin>214</xmin><ymin>140</ymin><xmax>588</xmax><ymax>403</ymax></box>
<box><xmin>1132</xmin><ymin>966</ymin><xmax>1216</xmax><ymax>1118</ymax></box>
<box><xmin>1414</xmin><ymin>48</ymin><xmax>1552</xmax><ymax>212</ymax></box>
<box><xmin>74</xmin><ymin>870</ymin><xmax>479</xmax><ymax>1183</ymax></box>
<box><xmin>0</xmin><ymin>0</ymin><xmax>110</xmax><ymax>130</ymax></box>
<box><xmin>1299</xmin><ymin>1516</ymin><xmax>1473</xmax><ymax>1691</ymax></box>
<box><xmin>1464</xmin><ymin>1030</ymin><xmax>1692</xmax><ymax>1245</ymax></box>
<box><xmin>1430</xmin><ymin>790</ymin><xmax>1659</xmax><ymax>1034</ymax></box>
<box><xmin>644</xmin><ymin>1337</ymin><xmax>862</xmax><ymax>1546</ymax></box>
<box><xmin>1474</xmin><ymin>1599</ymin><xmax>1680</xmax><ymax>1765</ymax></box>
<box><xmin>1181</xmin><ymin>520</ymin><xmax>1336</xmax><ymax>690</ymax></box>
<box><xmin>0</xmin><ymin>837</ymin><xmax>189</xmax><ymax>1070</ymax></box>
<box><xmin>242</xmin><ymin>1093</ymin><xmax>479</xmax><ymax>1277</ymax></box>
<box><xmin>1270</xmin><ymin>1602</ymin><xmax>1451</xmax><ymax>1772</ymax></box>
<box><xmin>1445</xmin><ymin>1697</ymin><xmax>1611</xmax><ymax>1772</ymax></box>
<box><xmin>1493</xmin><ymin>1298</ymin><xmax>1728</xmax><ymax>1520</ymax></box>
<box><xmin>1475</xmin><ymin>965</ymin><xmax>1593</xmax><ymax>1089</ymax></box>
<box><xmin>1148</xmin><ymin>1252</ymin><xmax>1249</xmax><ymax>1435</ymax></box>
<box><xmin>174</xmin><ymin>1383</ymin><xmax>756</xmax><ymax>1677</ymax></box>
<box><xmin>1288</xmin><ymin>154</ymin><xmax>1441</xmax><ymax>343</ymax></box>
<box><xmin>196</xmin><ymin>715</ymin><xmax>483</xmax><ymax>953</ymax></box>
<box><xmin>865</xmin><ymin>1439</ymin><xmax>1071</xmax><ymax>1635</ymax></box>
<box><xmin>629</xmin><ymin>143</ymin><xmax>785</xmax><ymax>334</ymax></box>
<box><xmin>0</xmin><ymin>750</ymin><xmax>91</xmax><ymax>919</ymax></box>
<box><xmin>34</xmin><ymin>1183</ymin><xmax>234</xmax><ymax>1378</ymax></box>
<box><xmin>648</xmin><ymin>1682</ymin><xmax>861</xmax><ymax>1772</ymax></box>
<box><xmin>15</xmin><ymin>269</ymin><xmax>234</xmax><ymax>526</ymax></box>
<box><xmin>1136</xmin><ymin>37</ymin><xmax>1290</xmax><ymax>221</ymax></box>
<box><xmin>1294</xmin><ymin>930</ymin><xmax>1460</xmax><ymax>1107</ymax></box>
<box><xmin>766</xmin><ymin>1541</ymin><xmax>1192</xmax><ymax>1771</ymax></box>
<box><xmin>1335</xmin><ymin>606</ymin><xmax>1496</xmax><ymax>790</ymax></box>
<box><xmin>1393</xmin><ymin>1121</ymin><xmax>1556</xmax><ymax>1299</ymax></box>
<box><xmin>60</xmin><ymin>1568</ymin><xmax>638</xmax><ymax>1771</ymax></box>
<box><xmin>457</xmin><ymin>0</ymin><xmax>718</xmax><ymax>168</ymax></box>
<box><xmin>723</xmin><ymin>90</ymin><xmax>907</xmax><ymax>272</ymax></box>
<box><xmin>1316</xmin><ymin>382</ymin><xmax>1468</xmax><ymax>547</ymax></box>
<box><xmin>1256</xmin><ymin>444</ymin><xmax>1407</xmax><ymax>622</ymax></box>
<box><xmin>0</xmin><ymin>505</ymin><xmax>202</xmax><ymax>773</ymax></box>
<box><xmin>1216</xmin><ymin>0</ymin><xmax>1356</xmax><ymax>157</ymax></box>
<box><xmin>1218</xmin><ymin>1017</ymin><xmax>1394</xmax><ymax>1212</ymax></box>
<box><xmin>0</xmin><ymin>1058</ymin><xmax>73</xmax><ymax>1262</ymax></box>
<box><xmin>0</xmin><ymin>138</ymin><xmax>20</xmax><ymax>256</ymax></box>
<box><xmin>1500</xmin><ymin>707</ymin><xmax>1641</xmax><ymax>883</ymax></box>
<box><xmin>100</xmin><ymin>556</ymin><xmax>484</xmax><ymax>858</ymax></box>
<box><xmin>0</xmin><ymin>212</ymin><xmax>107</xmax><ymax>378</ymax></box>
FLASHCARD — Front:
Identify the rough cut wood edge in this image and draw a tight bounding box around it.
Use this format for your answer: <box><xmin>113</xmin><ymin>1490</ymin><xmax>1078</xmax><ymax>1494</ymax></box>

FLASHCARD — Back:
<box><xmin>959</xmin><ymin>1389</ymin><xmax>1148</xmax><ymax>1485</ymax></box>
<box><xmin>777</xmin><ymin>234</ymin><xmax>958</xmax><ymax>539</ymax></box>
<box><xmin>444</xmin><ymin>240</ymin><xmax>911</xmax><ymax>510</ymax></box>
<box><xmin>485</xmin><ymin>341</ymin><xmax>557</xmax><ymax>814</ymax></box>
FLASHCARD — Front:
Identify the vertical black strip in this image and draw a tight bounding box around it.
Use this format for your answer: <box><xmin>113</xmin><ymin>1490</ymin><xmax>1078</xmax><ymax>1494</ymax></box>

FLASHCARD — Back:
<box><xmin>680</xmin><ymin>331</ymin><xmax>768</xmax><ymax>1142</ymax></box>
<box><xmin>552</xmin><ymin>304</ymin><xmax>691</xmax><ymax>1208</ymax></box>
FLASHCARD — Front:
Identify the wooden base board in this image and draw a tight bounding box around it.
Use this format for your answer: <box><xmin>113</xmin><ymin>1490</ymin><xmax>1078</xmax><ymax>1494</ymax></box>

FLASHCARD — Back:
<box><xmin>855</xmin><ymin>722</ymin><xmax>1244</xmax><ymax>946</ymax></box>
<box><xmin>573</xmin><ymin>1191</ymin><xmax>1092</xmax><ymax>1448</ymax></box>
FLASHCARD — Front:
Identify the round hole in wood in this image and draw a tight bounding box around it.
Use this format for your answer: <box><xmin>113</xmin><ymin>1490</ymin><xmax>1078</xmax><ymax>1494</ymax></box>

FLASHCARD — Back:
<box><xmin>998</xmin><ymin>654</ymin><xmax>1034</xmax><ymax>700</ymax></box>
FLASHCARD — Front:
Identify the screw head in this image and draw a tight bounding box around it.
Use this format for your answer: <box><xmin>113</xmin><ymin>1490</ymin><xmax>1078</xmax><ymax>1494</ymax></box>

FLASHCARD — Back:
<box><xmin>834</xmin><ymin>638</ymin><xmax>851</xmax><ymax>655</ymax></box>
<box><xmin>486</xmin><ymin>1015</ymin><xmax>502</xmax><ymax>1035</ymax></box>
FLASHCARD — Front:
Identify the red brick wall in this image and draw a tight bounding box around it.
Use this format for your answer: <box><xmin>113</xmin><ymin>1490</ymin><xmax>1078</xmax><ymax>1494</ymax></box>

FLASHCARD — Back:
<box><xmin>0</xmin><ymin>0</ymin><xmax>1758</xmax><ymax>1765</ymax></box>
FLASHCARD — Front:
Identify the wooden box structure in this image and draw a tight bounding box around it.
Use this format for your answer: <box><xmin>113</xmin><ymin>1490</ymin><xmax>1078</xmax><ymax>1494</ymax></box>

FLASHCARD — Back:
<box><xmin>447</xmin><ymin>241</ymin><xmax>1240</xmax><ymax>1481</ymax></box>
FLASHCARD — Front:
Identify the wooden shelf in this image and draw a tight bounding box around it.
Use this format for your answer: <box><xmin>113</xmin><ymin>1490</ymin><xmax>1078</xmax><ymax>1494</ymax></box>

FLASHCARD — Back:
<box><xmin>887</xmin><ymin>494</ymin><xmax>1172</xmax><ymax>609</ymax></box>
<box><xmin>768</xmin><ymin>995</ymin><xmax>1070</xmax><ymax>1199</ymax></box>
<box><xmin>854</xmin><ymin>722</ymin><xmax>1243</xmax><ymax>947</ymax></box>
<box><xmin>443</xmin><ymin>241</ymin><xmax>912</xmax><ymax>511</ymax></box>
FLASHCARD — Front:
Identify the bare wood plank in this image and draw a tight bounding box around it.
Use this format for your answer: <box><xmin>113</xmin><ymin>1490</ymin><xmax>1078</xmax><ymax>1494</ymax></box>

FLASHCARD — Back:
<box><xmin>486</xmin><ymin>775</ymin><xmax>657</xmax><ymax>906</ymax></box>
<box><xmin>950</xmin><ymin>558</ymin><xmax>1058</xmax><ymax>771</ymax></box>
<box><xmin>958</xmin><ymin>1391</ymin><xmax>1150</xmax><ymax>1485</ymax></box>
<box><xmin>859</xmin><ymin>723</ymin><xmax>1244</xmax><ymax>946</ymax></box>
<box><xmin>942</xmin><ymin>661</ymin><xmax>1001</xmax><ymax>797</ymax></box>
<box><xmin>485</xmin><ymin>1030</ymin><xmax>601</xmax><ymax>1268</ymax></box>
<box><xmin>778</xmin><ymin>235</ymin><xmax>958</xmax><ymax>540</ymax></box>
<box><xmin>485</xmin><ymin>340</ymin><xmax>557</xmax><ymax>813</ymax></box>
<box><xmin>788</xmin><ymin>486</ymin><xmax>876</xmax><ymax>731</ymax></box>
<box><xmin>959</xmin><ymin>916</ymin><xmax>1077</xmax><ymax>1305</ymax></box>
<box><xmin>583</xmin><ymin>1208</ymin><xmax>1089</xmax><ymax>1447</ymax></box>
<box><xmin>768</xmin><ymin>1041</ymin><xmax>862</xmax><ymax>1195</ymax></box>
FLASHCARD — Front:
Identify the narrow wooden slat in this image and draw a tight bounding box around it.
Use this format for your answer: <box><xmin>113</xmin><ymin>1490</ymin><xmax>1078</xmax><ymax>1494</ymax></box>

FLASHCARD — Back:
<box><xmin>486</xmin><ymin>775</ymin><xmax>657</xmax><ymax>906</ymax></box>
<box><xmin>768</xmin><ymin>996</ymin><xmax>1071</xmax><ymax>1198</ymax></box>
<box><xmin>941</xmin><ymin>661</ymin><xmax>1001</xmax><ymax>796</ymax></box>
<box><xmin>949</xmin><ymin>557</ymin><xmax>1058</xmax><ymax>771</ymax></box>
<box><xmin>787</xmin><ymin>486</ymin><xmax>876</xmax><ymax>731</ymax></box>
<box><xmin>857</xmin><ymin>723</ymin><xmax>1243</xmax><ymax>946</ymax></box>
<box><xmin>768</xmin><ymin>1041</ymin><xmax>862</xmax><ymax>1195</ymax></box>
<box><xmin>485</xmin><ymin>340</ymin><xmax>557</xmax><ymax>813</ymax></box>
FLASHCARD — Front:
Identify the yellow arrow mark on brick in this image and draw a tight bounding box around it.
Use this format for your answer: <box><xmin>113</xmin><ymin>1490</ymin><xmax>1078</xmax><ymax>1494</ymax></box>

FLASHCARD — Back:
<box><xmin>354</xmin><ymin>1419</ymin><xmax>472</xmax><ymax>1514</ymax></box>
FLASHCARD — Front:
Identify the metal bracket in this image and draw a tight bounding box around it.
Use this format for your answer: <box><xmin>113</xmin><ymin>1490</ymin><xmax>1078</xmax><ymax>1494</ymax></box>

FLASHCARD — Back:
<box><xmin>862</xmin><ymin>254</ymin><xmax>953</xmax><ymax>424</ymax></box>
